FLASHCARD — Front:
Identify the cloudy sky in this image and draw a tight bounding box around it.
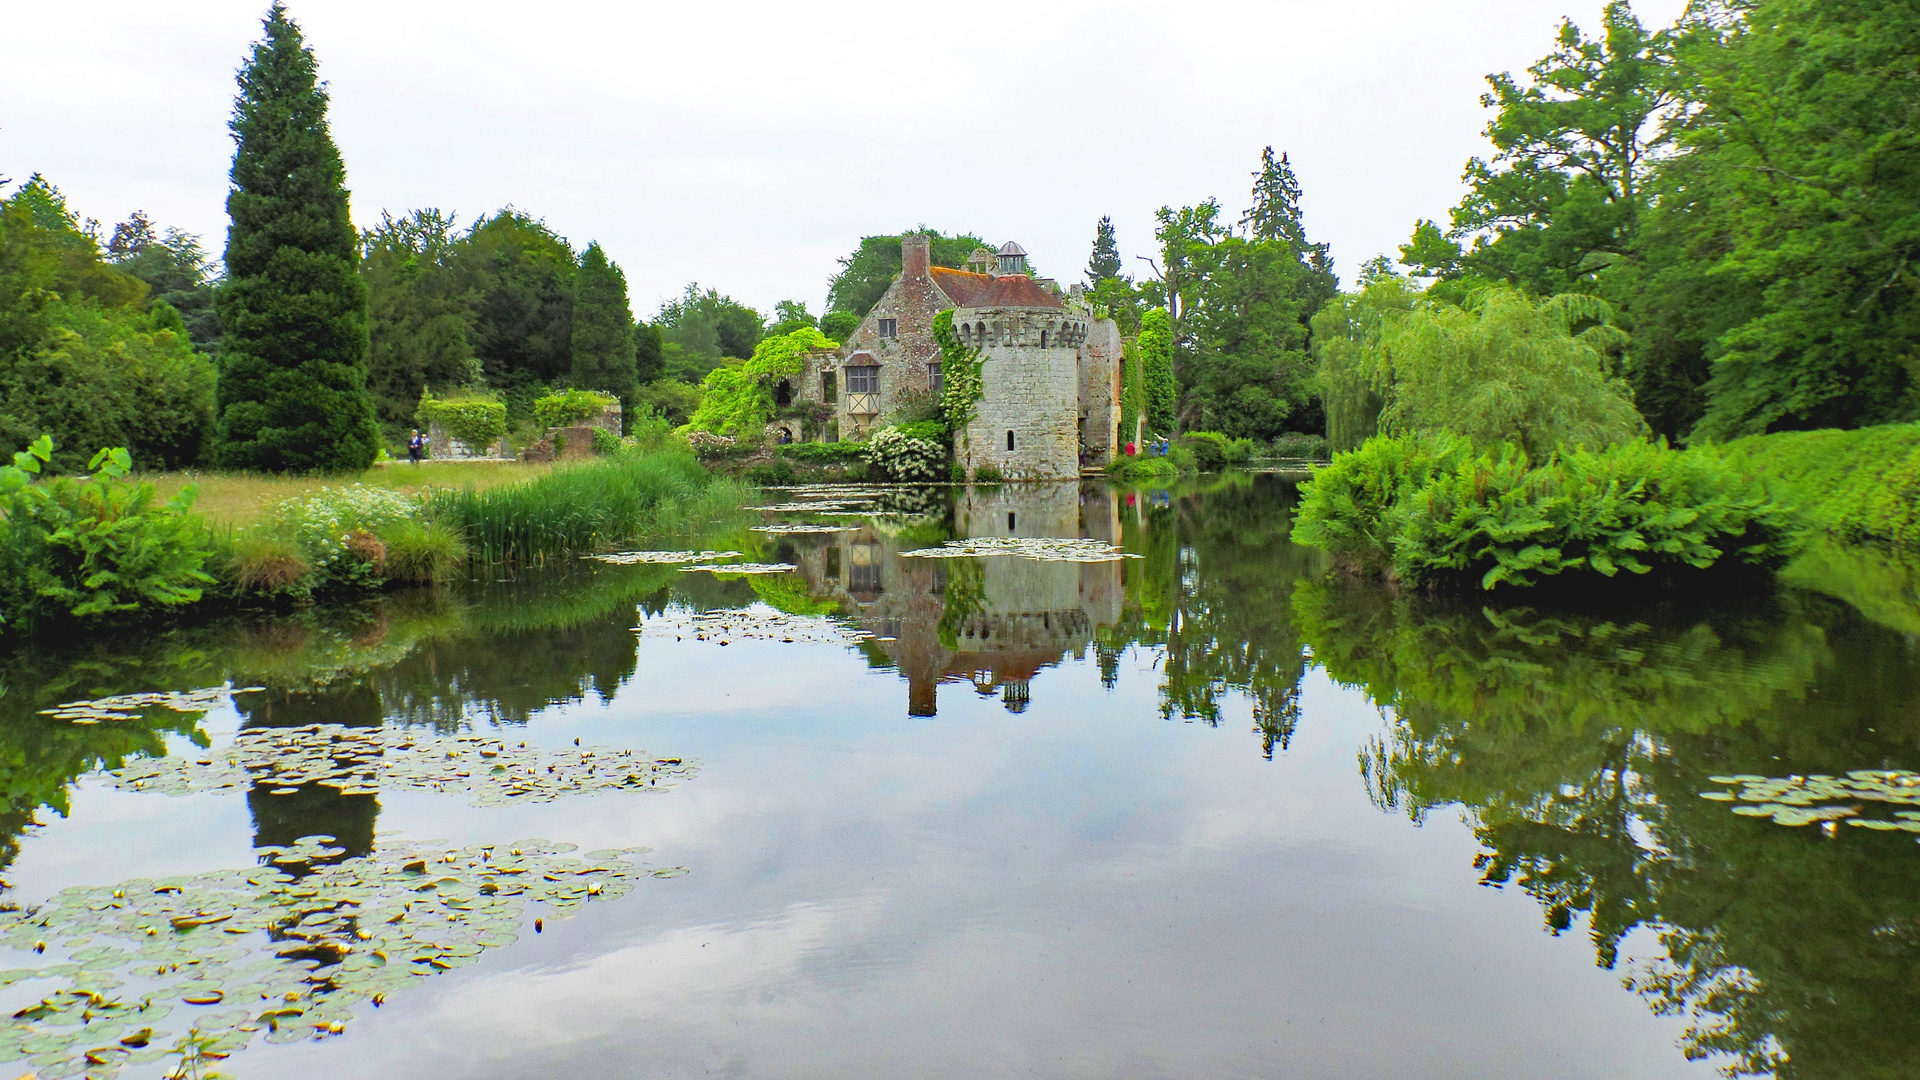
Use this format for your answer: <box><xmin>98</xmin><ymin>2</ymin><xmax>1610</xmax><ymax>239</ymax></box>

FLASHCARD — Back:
<box><xmin>3</xmin><ymin>0</ymin><xmax>1685</xmax><ymax>320</ymax></box>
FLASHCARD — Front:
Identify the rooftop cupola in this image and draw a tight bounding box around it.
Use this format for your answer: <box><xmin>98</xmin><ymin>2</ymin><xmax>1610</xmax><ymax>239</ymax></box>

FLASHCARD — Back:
<box><xmin>966</xmin><ymin>247</ymin><xmax>996</xmax><ymax>275</ymax></box>
<box><xmin>996</xmin><ymin>241</ymin><xmax>1028</xmax><ymax>276</ymax></box>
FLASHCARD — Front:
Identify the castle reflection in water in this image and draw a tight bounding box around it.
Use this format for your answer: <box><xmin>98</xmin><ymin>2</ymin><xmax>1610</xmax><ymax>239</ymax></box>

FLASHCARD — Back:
<box><xmin>783</xmin><ymin>482</ymin><xmax>1126</xmax><ymax>717</ymax></box>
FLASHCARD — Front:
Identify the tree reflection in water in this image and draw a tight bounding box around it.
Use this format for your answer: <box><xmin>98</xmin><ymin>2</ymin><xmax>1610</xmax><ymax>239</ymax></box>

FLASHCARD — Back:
<box><xmin>1296</xmin><ymin>577</ymin><xmax>1920</xmax><ymax>1079</ymax></box>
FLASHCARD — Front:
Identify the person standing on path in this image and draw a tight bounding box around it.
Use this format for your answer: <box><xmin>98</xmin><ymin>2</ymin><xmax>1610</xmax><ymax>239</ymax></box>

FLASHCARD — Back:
<box><xmin>408</xmin><ymin>429</ymin><xmax>426</xmax><ymax>464</ymax></box>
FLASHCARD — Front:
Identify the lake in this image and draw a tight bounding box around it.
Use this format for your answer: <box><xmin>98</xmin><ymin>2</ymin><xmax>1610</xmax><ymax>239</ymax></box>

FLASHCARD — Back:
<box><xmin>0</xmin><ymin>474</ymin><xmax>1914</xmax><ymax>1080</ymax></box>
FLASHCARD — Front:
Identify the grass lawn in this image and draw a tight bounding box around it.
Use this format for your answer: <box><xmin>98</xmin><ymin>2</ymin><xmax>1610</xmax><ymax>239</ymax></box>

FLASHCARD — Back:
<box><xmin>142</xmin><ymin>459</ymin><xmax>558</xmax><ymax>528</ymax></box>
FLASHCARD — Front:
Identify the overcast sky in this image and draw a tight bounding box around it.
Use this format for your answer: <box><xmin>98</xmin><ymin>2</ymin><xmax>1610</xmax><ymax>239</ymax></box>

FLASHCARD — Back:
<box><xmin>3</xmin><ymin>0</ymin><xmax>1686</xmax><ymax>320</ymax></box>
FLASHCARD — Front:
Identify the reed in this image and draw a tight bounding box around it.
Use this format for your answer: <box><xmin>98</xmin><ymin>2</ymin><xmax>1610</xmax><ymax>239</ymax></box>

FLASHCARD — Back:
<box><xmin>428</xmin><ymin>447</ymin><xmax>749</xmax><ymax>564</ymax></box>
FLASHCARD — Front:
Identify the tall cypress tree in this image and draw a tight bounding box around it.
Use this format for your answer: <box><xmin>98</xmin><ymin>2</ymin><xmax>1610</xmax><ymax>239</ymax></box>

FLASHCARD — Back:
<box><xmin>213</xmin><ymin>3</ymin><xmax>378</xmax><ymax>472</ymax></box>
<box><xmin>569</xmin><ymin>242</ymin><xmax>637</xmax><ymax>409</ymax></box>
<box><xmin>1086</xmin><ymin>215</ymin><xmax>1122</xmax><ymax>283</ymax></box>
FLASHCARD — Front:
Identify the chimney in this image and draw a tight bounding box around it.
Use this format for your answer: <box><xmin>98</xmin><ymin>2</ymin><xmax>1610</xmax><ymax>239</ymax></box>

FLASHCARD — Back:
<box><xmin>902</xmin><ymin>234</ymin><xmax>931</xmax><ymax>278</ymax></box>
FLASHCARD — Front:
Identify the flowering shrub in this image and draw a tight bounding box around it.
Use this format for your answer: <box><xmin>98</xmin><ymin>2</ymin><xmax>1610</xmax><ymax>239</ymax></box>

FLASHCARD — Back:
<box><xmin>863</xmin><ymin>427</ymin><xmax>946</xmax><ymax>482</ymax></box>
<box><xmin>267</xmin><ymin>485</ymin><xmax>420</xmax><ymax>588</ymax></box>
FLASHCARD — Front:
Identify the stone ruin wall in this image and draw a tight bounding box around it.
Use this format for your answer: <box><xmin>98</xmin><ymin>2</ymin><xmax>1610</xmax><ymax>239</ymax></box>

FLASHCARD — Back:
<box><xmin>957</xmin><ymin>307</ymin><xmax>1086</xmax><ymax>480</ymax></box>
<box><xmin>1077</xmin><ymin>319</ymin><xmax>1122</xmax><ymax>460</ymax></box>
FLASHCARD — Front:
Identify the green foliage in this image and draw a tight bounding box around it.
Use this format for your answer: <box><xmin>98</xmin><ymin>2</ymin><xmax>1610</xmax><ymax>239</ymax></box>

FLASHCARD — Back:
<box><xmin>0</xmin><ymin>182</ymin><xmax>216</xmax><ymax>472</ymax></box>
<box><xmin>1711</xmin><ymin>423</ymin><xmax>1920</xmax><ymax>548</ymax></box>
<box><xmin>377</xmin><ymin>518</ymin><xmax>468</xmax><ymax>583</ymax></box>
<box><xmin>1105</xmin><ymin>453</ymin><xmax>1186</xmax><ymax>482</ymax></box>
<box><xmin>218</xmin><ymin>531</ymin><xmax>311</xmax><ymax>597</ymax></box>
<box><xmin>863</xmin><ymin>427</ymin><xmax>946</xmax><ymax>482</ymax></box>
<box><xmin>213</xmin><ymin>4</ymin><xmax>380</xmax><ymax>473</ymax></box>
<box><xmin>259</xmin><ymin>484</ymin><xmax>417</xmax><ymax>591</ymax></box>
<box><xmin>415</xmin><ymin>391</ymin><xmax>507</xmax><ymax>454</ymax></box>
<box><xmin>1088</xmin><ymin>275</ymin><xmax>1145</xmax><ymax>336</ymax></box>
<box><xmin>633</xmin><ymin>378</ymin><xmax>700</xmax><ymax>427</ymax></box>
<box><xmin>1374</xmin><ymin>287</ymin><xmax>1643</xmax><ymax>459</ymax></box>
<box><xmin>655</xmin><ymin>283</ymin><xmax>763</xmax><ymax>361</ymax></box>
<box><xmin>1267</xmin><ymin>432</ymin><xmax>1330</xmax><ymax>459</ymax></box>
<box><xmin>448</xmin><ymin>209</ymin><xmax>575</xmax><ymax>385</ymax></box>
<box><xmin>533</xmin><ymin>388</ymin><xmax>616</xmax><ymax>429</ymax></box>
<box><xmin>826</xmin><ymin>228</ymin><xmax>993</xmax><ymax>317</ymax></box>
<box><xmin>1086</xmin><ymin>216</ymin><xmax>1122</xmax><ymax>283</ymax></box>
<box><xmin>930</xmin><ymin>310</ymin><xmax>985</xmax><ymax>439</ymax></box>
<box><xmin>1176</xmin><ymin>431</ymin><xmax>1255</xmax><ymax>470</ymax></box>
<box><xmin>1296</xmin><ymin>433</ymin><xmax>1801</xmax><ymax>588</ymax></box>
<box><xmin>633</xmin><ymin>321</ymin><xmax>663</xmax><ymax>385</ymax></box>
<box><xmin>361</xmin><ymin>209</ymin><xmax>481</xmax><ymax>428</ymax></box>
<box><xmin>767</xmin><ymin>300</ymin><xmax>817</xmax><ymax>337</ymax></box>
<box><xmin>777</xmin><ymin>441</ymin><xmax>864</xmax><ymax>463</ymax></box>
<box><xmin>819</xmin><ymin>310</ymin><xmax>859</xmax><ymax>342</ymax></box>
<box><xmin>1135</xmin><ymin>308</ymin><xmax>1176</xmax><ymax>433</ymax></box>
<box><xmin>0</xmin><ymin>437</ymin><xmax>212</xmax><ymax>631</ymax></box>
<box><xmin>570</xmin><ymin>242</ymin><xmax>637</xmax><ymax>405</ymax></box>
<box><xmin>105</xmin><ymin>211</ymin><xmax>219</xmax><ymax>354</ymax></box>
<box><xmin>685</xmin><ymin>328</ymin><xmax>834</xmax><ymax>438</ymax></box>
<box><xmin>591</xmin><ymin>426</ymin><xmax>620</xmax><ymax>455</ymax></box>
<box><xmin>428</xmin><ymin>446</ymin><xmax>743</xmax><ymax>562</ymax></box>
<box><xmin>1311</xmin><ymin>273</ymin><xmax>1418</xmax><ymax>453</ymax></box>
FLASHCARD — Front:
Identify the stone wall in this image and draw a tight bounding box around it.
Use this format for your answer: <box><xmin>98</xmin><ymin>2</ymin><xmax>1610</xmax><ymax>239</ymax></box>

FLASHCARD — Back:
<box><xmin>831</xmin><ymin>235</ymin><xmax>946</xmax><ymax>438</ymax></box>
<box><xmin>1077</xmin><ymin>319</ymin><xmax>1122</xmax><ymax>460</ymax></box>
<box><xmin>955</xmin><ymin>306</ymin><xmax>1084</xmax><ymax>480</ymax></box>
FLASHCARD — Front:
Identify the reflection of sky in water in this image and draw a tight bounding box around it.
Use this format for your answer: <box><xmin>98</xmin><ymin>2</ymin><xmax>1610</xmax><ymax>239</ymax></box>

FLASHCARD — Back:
<box><xmin>10</xmin><ymin>477</ymin><xmax>1916</xmax><ymax>1079</ymax></box>
<box><xmin>18</xmin><ymin>634</ymin><xmax>1703</xmax><ymax>1079</ymax></box>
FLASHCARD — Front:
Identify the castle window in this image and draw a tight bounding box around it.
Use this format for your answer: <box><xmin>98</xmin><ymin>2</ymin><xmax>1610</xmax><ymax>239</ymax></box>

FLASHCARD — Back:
<box><xmin>774</xmin><ymin>379</ymin><xmax>792</xmax><ymax>406</ymax></box>
<box><xmin>821</xmin><ymin>370</ymin><xmax>837</xmax><ymax>403</ymax></box>
<box><xmin>1040</xmin><ymin>330</ymin><xmax>1048</xmax><ymax>348</ymax></box>
<box><xmin>1006</xmin><ymin>429</ymin><xmax>1015</xmax><ymax>452</ymax></box>
<box><xmin>846</xmin><ymin>366</ymin><xmax>879</xmax><ymax>394</ymax></box>
<box><xmin>1007</xmin><ymin>511</ymin><xmax>1017</xmax><ymax>531</ymax></box>
<box><xmin>929</xmin><ymin>363</ymin><xmax>943</xmax><ymax>394</ymax></box>
<box><xmin>877</xmin><ymin>318</ymin><xmax>897</xmax><ymax>338</ymax></box>
<box><xmin>975</xmin><ymin>322</ymin><xmax>986</xmax><ymax>346</ymax></box>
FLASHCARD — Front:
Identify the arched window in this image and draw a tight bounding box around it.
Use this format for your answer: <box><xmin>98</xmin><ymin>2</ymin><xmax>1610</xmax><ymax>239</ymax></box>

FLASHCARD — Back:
<box><xmin>1040</xmin><ymin>329</ymin><xmax>1049</xmax><ymax>348</ymax></box>
<box><xmin>1006</xmin><ymin>429</ymin><xmax>1015</xmax><ymax>452</ymax></box>
<box><xmin>975</xmin><ymin>322</ymin><xmax>986</xmax><ymax>345</ymax></box>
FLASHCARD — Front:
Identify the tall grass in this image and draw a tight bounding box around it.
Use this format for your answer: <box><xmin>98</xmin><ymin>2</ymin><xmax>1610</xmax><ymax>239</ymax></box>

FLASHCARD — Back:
<box><xmin>428</xmin><ymin>446</ymin><xmax>749</xmax><ymax>563</ymax></box>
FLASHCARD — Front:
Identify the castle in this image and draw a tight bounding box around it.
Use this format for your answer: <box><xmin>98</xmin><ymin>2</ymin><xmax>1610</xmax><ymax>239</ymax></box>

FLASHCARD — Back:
<box><xmin>790</xmin><ymin>235</ymin><xmax>1123</xmax><ymax>480</ymax></box>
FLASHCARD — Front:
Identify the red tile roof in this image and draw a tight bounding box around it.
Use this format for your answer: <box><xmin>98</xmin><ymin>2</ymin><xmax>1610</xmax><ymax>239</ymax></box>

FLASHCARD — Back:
<box><xmin>928</xmin><ymin>267</ymin><xmax>995</xmax><ymax>307</ymax></box>
<box><xmin>940</xmin><ymin>272</ymin><xmax>1064</xmax><ymax>310</ymax></box>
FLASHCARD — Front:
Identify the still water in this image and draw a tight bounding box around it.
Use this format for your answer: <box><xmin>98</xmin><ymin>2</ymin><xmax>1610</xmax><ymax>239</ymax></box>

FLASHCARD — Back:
<box><xmin>0</xmin><ymin>475</ymin><xmax>1915</xmax><ymax>1079</ymax></box>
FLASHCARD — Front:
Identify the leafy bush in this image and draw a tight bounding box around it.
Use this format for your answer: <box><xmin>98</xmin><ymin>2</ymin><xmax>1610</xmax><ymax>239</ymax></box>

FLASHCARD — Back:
<box><xmin>1710</xmin><ymin>423</ymin><xmax>1920</xmax><ymax>548</ymax></box>
<box><xmin>1104</xmin><ymin>455</ymin><xmax>1179</xmax><ymax>482</ymax></box>
<box><xmin>263</xmin><ymin>484</ymin><xmax>419</xmax><ymax>590</ymax></box>
<box><xmin>1268</xmin><ymin>432</ymin><xmax>1330</xmax><ymax>459</ymax></box>
<box><xmin>745</xmin><ymin>458</ymin><xmax>796</xmax><ymax>485</ymax></box>
<box><xmin>863</xmin><ymin>427</ymin><xmax>946</xmax><ymax>482</ymax></box>
<box><xmin>1177</xmin><ymin>431</ymin><xmax>1256</xmax><ymax>469</ymax></box>
<box><xmin>416</xmin><ymin>391</ymin><xmax>507</xmax><ymax>454</ymax></box>
<box><xmin>778</xmin><ymin>441</ymin><xmax>864</xmax><ymax>463</ymax></box>
<box><xmin>1297</xmin><ymin>434</ymin><xmax>1802</xmax><ymax>589</ymax></box>
<box><xmin>533</xmin><ymin>389</ymin><xmax>616</xmax><ymax>429</ymax></box>
<box><xmin>378</xmin><ymin>519</ymin><xmax>468</xmax><ymax>583</ymax></box>
<box><xmin>973</xmin><ymin>462</ymin><xmax>1005</xmax><ymax>484</ymax></box>
<box><xmin>893</xmin><ymin>420</ymin><xmax>947</xmax><ymax>443</ymax></box>
<box><xmin>591</xmin><ymin>426</ymin><xmax>621</xmax><ymax>455</ymax></box>
<box><xmin>684</xmin><ymin>328</ymin><xmax>835</xmax><ymax>437</ymax></box>
<box><xmin>0</xmin><ymin>437</ymin><xmax>213</xmax><ymax>631</ymax></box>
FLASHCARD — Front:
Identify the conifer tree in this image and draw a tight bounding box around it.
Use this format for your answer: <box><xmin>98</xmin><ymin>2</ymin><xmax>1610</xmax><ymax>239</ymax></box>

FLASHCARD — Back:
<box><xmin>1086</xmin><ymin>216</ymin><xmax>1122</xmax><ymax>283</ymax></box>
<box><xmin>213</xmin><ymin>3</ymin><xmax>378</xmax><ymax>471</ymax></box>
<box><xmin>569</xmin><ymin>242</ymin><xmax>637</xmax><ymax>409</ymax></box>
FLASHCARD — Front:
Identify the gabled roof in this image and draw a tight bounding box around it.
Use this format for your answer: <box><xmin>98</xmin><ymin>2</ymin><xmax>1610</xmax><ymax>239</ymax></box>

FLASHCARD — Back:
<box><xmin>964</xmin><ymin>274</ymin><xmax>1064</xmax><ymax>310</ymax></box>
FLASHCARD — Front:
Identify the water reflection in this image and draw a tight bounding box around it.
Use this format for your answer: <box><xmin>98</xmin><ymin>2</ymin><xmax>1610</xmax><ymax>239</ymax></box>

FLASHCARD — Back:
<box><xmin>1</xmin><ymin>476</ymin><xmax>1918</xmax><ymax>1078</ymax></box>
<box><xmin>1297</xmin><ymin>578</ymin><xmax>1920</xmax><ymax>1079</ymax></box>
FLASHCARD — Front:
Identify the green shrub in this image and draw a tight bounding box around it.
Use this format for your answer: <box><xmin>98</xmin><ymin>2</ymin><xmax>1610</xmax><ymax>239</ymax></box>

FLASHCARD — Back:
<box><xmin>1268</xmin><ymin>432</ymin><xmax>1330</xmax><ymax>460</ymax></box>
<box><xmin>893</xmin><ymin>420</ymin><xmax>947</xmax><ymax>443</ymax></box>
<box><xmin>745</xmin><ymin>458</ymin><xmax>797</xmax><ymax>485</ymax></box>
<box><xmin>591</xmin><ymin>426</ymin><xmax>621</xmax><ymax>455</ymax></box>
<box><xmin>778</xmin><ymin>441</ymin><xmax>864</xmax><ymax>463</ymax></box>
<box><xmin>1292</xmin><ymin>433</ymin><xmax>1474</xmax><ymax>575</ymax></box>
<box><xmin>1710</xmin><ymin>423</ymin><xmax>1920</xmax><ymax>548</ymax></box>
<box><xmin>973</xmin><ymin>462</ymin><xmax>1004</xmax><ymax>484</ymax></box>
<box><xmin>416</xmin><ymin>391</ymin><xmax>507</xmax><ymax>454</ymax></box>
<box><xmin>1297</xmin><ymin>434</ymin><xmax>1802</xmax><ymax>589</ymax></box>
<box><xmin>533</xmin><ymin>388</ymin><xmax>616</xmax><ymax>429</ymax></box>
<box><xmin>262</xmin><ymin>484</ymin><xmax>418</xmax><ymax>591</ymax></box>
<box><xmin>379</xmin><ymin>519</ymin><xmax>469</xmax><ymax>583</ymax></box>
<box><xmin>0</xmin><ymin>437</ymin><xmax>213</xmax><ymax>631</ymax></box>
<box><xmin>1104</xmin><ymin>455</ymin><xmax>1179</xmax><ymax>482</ymax></box>
<box><xmin>1177</xmin><ymin>431</ymin><xmax>1256</xmax><ymax>470</ymax></box>
<box><xmin>864</xmin><ymin>427</ymin><xmax>947</xmax><ymax>482</ymax></box>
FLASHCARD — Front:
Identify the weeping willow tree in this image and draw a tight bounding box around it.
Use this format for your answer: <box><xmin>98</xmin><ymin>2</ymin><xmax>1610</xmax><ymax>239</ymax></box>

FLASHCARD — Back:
<box><xmin>1311</xmin><ymin>273</ymin><xmax>1419</xmax><ymax>452</ymax></box>
<box><xmin>1372</xmin><ymin>286</ymin><xmax>1643</xmax><ymax>459</ymax></box>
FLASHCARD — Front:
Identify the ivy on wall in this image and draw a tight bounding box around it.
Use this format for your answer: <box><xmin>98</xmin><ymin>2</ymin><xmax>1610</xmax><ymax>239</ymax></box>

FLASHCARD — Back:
<box><xmin>932</xmin><ymin>310</ymin><xmax>987</xmax><ymax>467</ymax></box>
<box><xmin>416</xmin><ymin>391</ymin><xmax>508</xmax><ymax>452</ymax></box>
